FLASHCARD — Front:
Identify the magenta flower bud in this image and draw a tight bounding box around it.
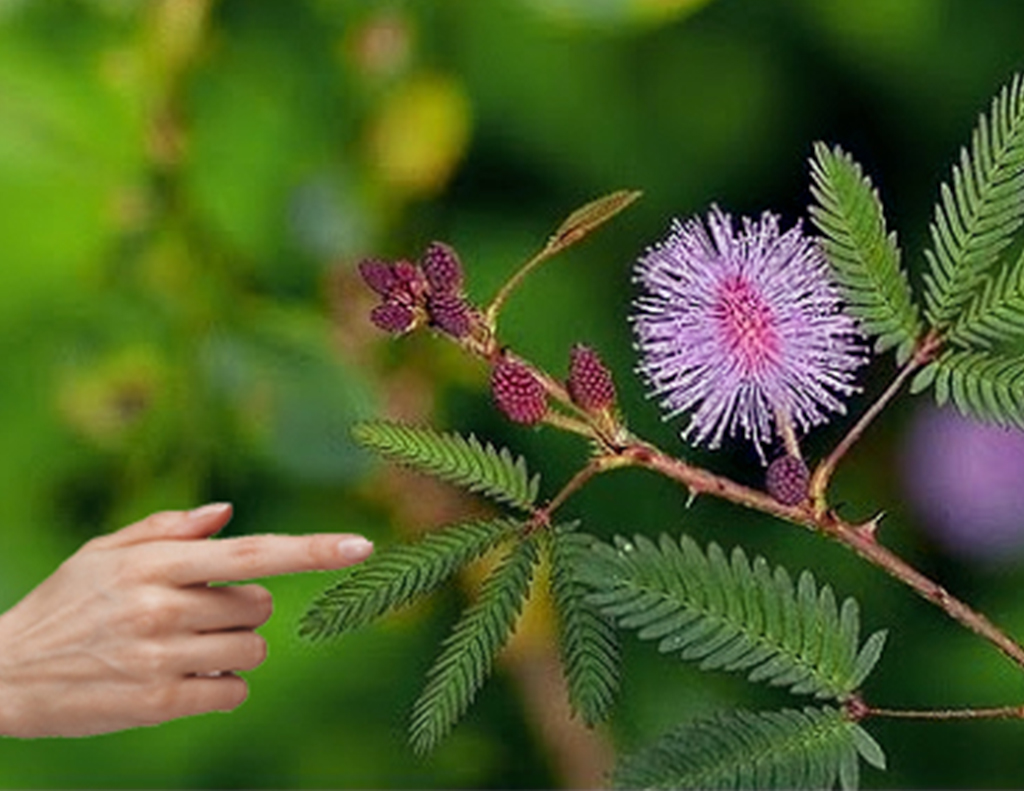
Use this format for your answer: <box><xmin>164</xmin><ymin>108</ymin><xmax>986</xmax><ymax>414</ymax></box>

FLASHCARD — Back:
<box><xmin>567</xmin><ymin>343</ymin><xmax>616</xmax><ymax>411</ymax></box>
<box><xmin>427</xmin><ymin>292</ymin><xmax>472</xmax><ymax>338</ymax></box>
<box><xmin>491</xmin><ymin>357</ymin><xmax>548</xmax><ymax>425</ymax></box>
<box><xmin>391</xmin><ymin>260</ymin><xmax>422</xmax><ymax>291</ymax></box>
<box><xmin>358</xmin><ymin>258</ymin><xmax>398</xmax><ymax>296</ymax></box>
<box><xmin>421</xmin><ymin>242</ymin><xmax>464</xmax><ymax>294</ymax></box>
<box><xmin>765</xmin><ymin>454</ymin><xmax>810</xmax><ymax>506</ymax></box>
<box><xmin>370</xmin><ymin>302</ymin><xmax>416</xmax><ymax>334</ymax></box>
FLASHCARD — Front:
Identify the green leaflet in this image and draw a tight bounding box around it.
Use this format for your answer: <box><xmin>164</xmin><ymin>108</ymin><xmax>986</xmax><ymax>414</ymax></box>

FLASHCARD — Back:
<box><xmin>946</xmin><ymin>251</ymin><xmax>1024</xmax><ymax>349</ymax></box>
<box><xmin>298</xmin><ymin>518</ymin><xmax>521</xmax><ymax>639</ymax></box>
<box><xmin>930</xmin><ymin>348</ymin><xmax>1024</xmax><ymax>428</ymax></box>
<box><xmin>576</xmin><ymin>534</ymin><xmax>887</xmax><ymax>700</ymax></box>
<box><xmin>352</xmin><ymin>421</ymin><xmax>541</xmax><ymax>511</ymax></box>
<box><xmin>546</xmin><ymin>527</ymin><xmax>621</xmax><ymax>726</ymax></box>
<box><xmin>410</xmin><ymin>535</ymin><xmax>541</xmax><ymax>754</ymax></box>
<box><xmin>544</xmin><ymin>189</ymin><xmax>643</xmax><ymax>257</ymax></box>
<box><xmin>613</xmin><ymin>706</ymin><xmax>886</xmax><ymax>791</ymax></box>
<box><xmin>809</xmin><ymin>142</ymin><xmax>922</xmax><ymax>357</ymax></box>
<box><xmin>922</xmin><ymin>73</ymin><xmax>1024</xmax><ymax>330</ymax></box>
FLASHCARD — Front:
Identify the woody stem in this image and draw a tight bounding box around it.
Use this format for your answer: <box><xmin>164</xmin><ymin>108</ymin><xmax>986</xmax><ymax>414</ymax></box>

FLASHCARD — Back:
<box><xmin>863</xmin><ymin>704</ymin><xmax>1024</xmax><ymax>721</ymax></box>
<box><xmin>618</xmin><ymin>440</ymin><xmax>1024</xmax><ymax>671</ymax></box>
<box><xmin>808</xmin><ymin>330</ymin><xmax>942</xmax><ymax>514</ymax></box>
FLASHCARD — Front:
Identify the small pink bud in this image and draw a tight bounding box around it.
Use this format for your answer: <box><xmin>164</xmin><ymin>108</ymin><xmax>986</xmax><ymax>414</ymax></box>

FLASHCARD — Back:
<box><xmin>766</xmin><ymin>455</ymin><xmax>810</xmax><ymax>506</ymax></box>
<box><xmin>421</xmin><ymin>242</ymin><xmax>464</xmax><ymax>294</ymax></box>
<box><xmin>491</xmin><ymin>357</ymin><xmax>548</xmax><ymax>425</ymax></box>
<box><xmin>370</xmin><ymin>302</ymin><xmax>416</xmax><ymax>334</ymax></box>
<box><xmin>427</xmin><ymin>292</ymin><xmax>472</xmax><ymax>338</ymax></box>
<box><xmin>567</xmin><ymin>343</ymin><xmax>616</xmax><ymax>411</ymax></box>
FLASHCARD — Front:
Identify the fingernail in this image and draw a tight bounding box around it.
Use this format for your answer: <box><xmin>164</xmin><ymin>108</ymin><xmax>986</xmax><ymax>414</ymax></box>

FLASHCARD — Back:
<box><xmin>338</xmin><ymin>536</ymin><xmax>374</xmax><ymax>563</ymax></box>
<box><xmin>189</xmin><ymin>502</ymin><xmax>232</xmax><ymax>520</ymax></box>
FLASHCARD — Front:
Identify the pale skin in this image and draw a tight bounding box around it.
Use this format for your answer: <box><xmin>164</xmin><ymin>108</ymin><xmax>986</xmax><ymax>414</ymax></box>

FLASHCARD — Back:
<box><xmin>0</xmin><ymin>502</ymin><xmax>374</xmax><ymax>738</ymax></box>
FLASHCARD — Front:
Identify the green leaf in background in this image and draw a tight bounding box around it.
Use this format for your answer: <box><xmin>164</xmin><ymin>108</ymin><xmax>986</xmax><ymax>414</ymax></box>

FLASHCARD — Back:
<box><xmin>922</xmin><ymin>73</ymin><xmax>1024</xmax><ymax>330</ymax></box>
<box><xmin>352</xmin><ymin>422</ymin><xmax>541</xmax><ymax>512</ymax></box>
<box><xmin>0</xmin><ymin>23</ymin><xmax>143</xmax><ymax>320</ymax></box>
<box><xmin>519</xmin><ymin>0</ymin><xmax>715</xmax><ymax>30</ymax></box>
<box><xmin>576</xmin><ymin>534</ymin><xmax>887</xmax><ymax>700</ymax></box>
<box><xmin>809</xmin><ymin>142</ymin><xmax>922</xmax><ymax>360</ymax></box>
<box><xmin>410</xmin><ymin>534</ymin><xmax>541</xmax><ymax>754</ymax></box>
<box><xmin>299</xmin><ymin>518</ymin><xmax>522</xmax><ymax>639</ymax></box>
<box><xmin>202</xmin><ymin>312</ymin><xmax>375</xmax><ymax>482</ymax></box>
<box><xmin>182</xmin><ymin>7</ymin><xmax>337</xmax><ymax>267</ymax></box>
<box><xmin>612</xmin><ymin>706</ymin><xmax>885</xmax><ymax>790</ymax></box>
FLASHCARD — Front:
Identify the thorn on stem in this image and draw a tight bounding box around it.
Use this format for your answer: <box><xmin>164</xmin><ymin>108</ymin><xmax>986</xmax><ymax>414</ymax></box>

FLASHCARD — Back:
<box><xmin>857</xmin><ymin>512</ymin><xmax>885</xmax><ymax>542</ymax></box>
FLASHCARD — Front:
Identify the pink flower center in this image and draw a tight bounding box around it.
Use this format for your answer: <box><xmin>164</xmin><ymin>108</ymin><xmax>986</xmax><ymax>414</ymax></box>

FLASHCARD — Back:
<box><xmin>713</xmin><ymin>276</ymin><xmax>779</xmax><ymax>372</ymax></box>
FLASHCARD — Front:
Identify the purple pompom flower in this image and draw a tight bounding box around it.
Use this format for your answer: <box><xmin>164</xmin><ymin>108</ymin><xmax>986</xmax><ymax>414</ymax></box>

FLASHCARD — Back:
<box><xmin>901</xmin><ymin>406</ymin><xmax>1024</xmax><ymax>561</ymax></box>
<box><xmin>632</xmin><ymin>206</ymin><xmax>866</xmax><ymax>462</ymax></box>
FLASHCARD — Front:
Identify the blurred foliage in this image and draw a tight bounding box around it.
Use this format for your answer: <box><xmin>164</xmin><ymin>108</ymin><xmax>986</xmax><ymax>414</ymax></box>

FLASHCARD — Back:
<box><xmin>2</xmin><ymin>0</ymin><xmax>1024</xmax><ymax>787</ymax></box>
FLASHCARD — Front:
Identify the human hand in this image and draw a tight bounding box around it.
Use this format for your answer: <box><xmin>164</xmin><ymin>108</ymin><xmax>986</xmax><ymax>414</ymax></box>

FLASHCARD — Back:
<box><xmin>0</xmin><ymin>503</ymin><xmax>373</xmax><ymax>737</ymax></box>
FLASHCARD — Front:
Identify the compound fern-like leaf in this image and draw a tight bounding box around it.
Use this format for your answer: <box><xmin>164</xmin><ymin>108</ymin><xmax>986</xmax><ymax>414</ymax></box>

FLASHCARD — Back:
<box><xmin>576</xmin><ymin>534</ymin><xmax>887</xmax><ymax>700</ymax></box>
<box><xmin>299</xmin><ymin>518</ymin><xmax>521</xmax><ymax>639</ymax></box>
<box><xmin>613</xmin><ymin>706</ymin><xmax>886</xmax><ymax>790</ymax></box>
<box><xmin>929</xmin><ymin>348</ymin><xmax>1024</xmax><ymax>427</ymax></box>
<box><xmin>410</xmin><ymin>535</ymin><xmax>540</xmax><ymax>754</ymax></box>
<box><xmin>809</xmin><ymin>142</ymin><xmax>922</xmax><ymax>360</ymax></box>
<box><xmin>352</xmin><ymin>422</ymin><xmax>540</xmax><ymax>511</ymax></box>
<box><xmin>547</xmin><ymin>527</ymin><xmax>621</xmax><ymax>726</ymax></box>
<box><xmin>946</xmin><ymin>252</ymin><xmax>1024</xmax><ymax>348</ymax></box>
<box><xmin>923</xmin><ymin>74</ymin><xmax>1024</xmax><ymax>329</ymax></box>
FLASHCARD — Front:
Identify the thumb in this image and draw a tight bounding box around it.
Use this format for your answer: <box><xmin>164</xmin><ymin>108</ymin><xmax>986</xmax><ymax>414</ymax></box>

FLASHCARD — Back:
<box><xmin>95</xmin><ymin>503</ymin><xmax>234</xmax><ymax>550</ymax></box>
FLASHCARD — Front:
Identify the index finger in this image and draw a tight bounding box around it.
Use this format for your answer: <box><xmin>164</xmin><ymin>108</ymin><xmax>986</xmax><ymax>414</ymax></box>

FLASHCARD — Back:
<box><xmin>162</xmin><ymin>533</ymin><xmax>375</xmax><ymax>585</ymax></box>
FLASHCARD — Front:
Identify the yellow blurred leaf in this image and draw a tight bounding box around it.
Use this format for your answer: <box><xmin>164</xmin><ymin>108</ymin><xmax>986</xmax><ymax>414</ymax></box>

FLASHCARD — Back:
<box><xmin>367</xmin><ymin>73</ymin><xmax>472</xmax><ymax>198</ymax></box>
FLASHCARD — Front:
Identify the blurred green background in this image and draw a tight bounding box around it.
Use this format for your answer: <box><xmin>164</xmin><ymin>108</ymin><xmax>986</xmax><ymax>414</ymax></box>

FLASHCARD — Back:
<box><xmin>2</xmin><ymin>0</ymin><xmax>1024</xmax><ymax>787</ymax></box>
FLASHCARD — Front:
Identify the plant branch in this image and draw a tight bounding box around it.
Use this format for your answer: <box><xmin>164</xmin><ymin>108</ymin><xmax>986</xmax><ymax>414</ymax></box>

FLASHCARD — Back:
<box><xmin>485</xmin><ymin>247</ymin><xmax>556</xmax><ymax>328</ymax></box>
<box><xmin>808</xmin><ymin>330</ymin><xmax>943</xmax><ymax>513</ymax></box>
<box><xmin>863</xmin><ymin>704</ymin><xmax>1024</xmax><ymax>721</ymax></box>
<box><xmin>463</xmin><ymin>324</ymin><xmax>1024</xmax><ymax>674</ymax></box>
<box><xmin>618</xmin><ymin>439</ymin><xmax>1024</xmax><ymax>671</ymax></box>
<box><xmin>530</xmin><ymin>460</ymin><xmax>604</xmax><ymax>530</ymax></box>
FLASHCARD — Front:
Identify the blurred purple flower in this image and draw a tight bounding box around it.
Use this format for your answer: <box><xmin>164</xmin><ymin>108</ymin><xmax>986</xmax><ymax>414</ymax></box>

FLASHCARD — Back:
<box><xmin>902</xmin><ymin>406</ymin><xmax>1024</xmax><ymax>560</ymax></box>
<box><xmin>632</xmin><ymin>206</ymin><xmax>866</xmax><ymax>461</ymax></box>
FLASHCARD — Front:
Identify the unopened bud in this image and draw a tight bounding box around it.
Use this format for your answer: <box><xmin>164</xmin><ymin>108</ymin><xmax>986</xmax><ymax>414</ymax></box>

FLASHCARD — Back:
<box><xmin>421</xmin><ymin>242</ymin><xmax>464</xmax><ymax>294</ymax></box>
<box><xmin>766</xmin><ymin>455</ymin><xmax>810</xmax><ymax>506</ymax></box>
<box><xmin>427</xmin><ymin>292</ymin><xmax>472</xmax><ymax>338</ymax></box>
<box><xmin>358</xmin><ymin>258</ymin><xmax>397</xmax><ymax>296</ymax></box>
<box><xmin>370</xmin><ymin>302</ymin><xmax>416</xmax><ymax>334</ymax></box>
<box><xmin>391</xmin><ymin>260</ymin><xmax>424</xmax><ymax>294</ymax></box>
<box><xmin>491</xmin><ymin>357</ymin><xmax>548</xmax><ymax>425</ymax></box>
<box><xmin>567</xmin><ymin>343</ymin><xmax>616</xmax><ymax>411</ymax></box>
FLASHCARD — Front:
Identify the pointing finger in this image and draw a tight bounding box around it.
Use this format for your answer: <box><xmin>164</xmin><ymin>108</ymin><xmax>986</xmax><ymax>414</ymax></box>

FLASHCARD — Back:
<box><xmin>161</xmin><ymin>533</ymin><xmax>374</xmax><ymax>586</ymax></box>
<box><xmin>92</xmin><ymin>503</ymin><xmax>234</xmax><ymax>550</ymax></box>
